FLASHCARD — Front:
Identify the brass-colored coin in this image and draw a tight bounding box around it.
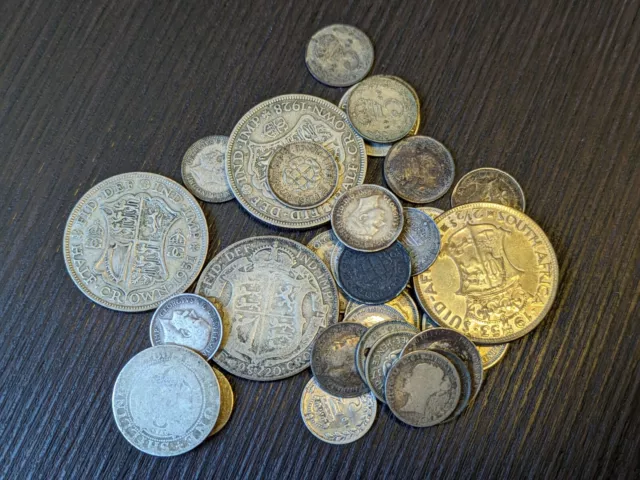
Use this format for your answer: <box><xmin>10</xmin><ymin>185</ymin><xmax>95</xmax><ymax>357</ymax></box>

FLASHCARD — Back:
<box><xmin>413</xmin><ymin>203</ymin><xmax>559</xmax><ymax>344</ymax></box>
<box><xmin>451</xmin><ymin>168</ymin><xmax>525</xmax><ymax>212</ymax></box>
<box><xmin>306</xmin><ymin>230</ymin><xmax>349</xmax><ymax>313</ymax></box>
<box><xmin>209</xmin><ymin>368</ymin><xmax>234</xmax><ymax>436</ymax></box>
<box><xmin>477</xmin><ymin>343</ymin><xmax>509</xmax><ymax>370</ymax></box>
<box><xmin>415</xmin><ymin>206</ymin><xmax>444</xmax><ymax>220</ymax></box>
<box><xmin>345</xmin><ymin>290</ymin><xmax>420</xmax><ymax>329</ymax></box>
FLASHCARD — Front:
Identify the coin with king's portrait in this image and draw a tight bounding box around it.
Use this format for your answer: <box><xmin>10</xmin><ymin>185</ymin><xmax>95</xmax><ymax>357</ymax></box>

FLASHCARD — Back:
<box><xmin>181</xmin><ymin>135</ymin><xmax>234</xmax><ymax>203</ymax></box>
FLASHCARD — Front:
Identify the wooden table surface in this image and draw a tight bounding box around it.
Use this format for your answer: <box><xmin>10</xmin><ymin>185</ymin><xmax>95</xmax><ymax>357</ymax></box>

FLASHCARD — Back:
<box><xmin>1</xmin><ymin>0</ymin><xmax>639</xmax><ymax>478</ymax></box>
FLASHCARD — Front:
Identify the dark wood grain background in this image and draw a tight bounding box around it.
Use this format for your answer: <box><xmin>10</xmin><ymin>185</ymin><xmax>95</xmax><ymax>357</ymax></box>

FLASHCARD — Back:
<box><xmin>1</xmin><ymin>0</ymin><xmax>639</xmax><ymax>478</ymax></box>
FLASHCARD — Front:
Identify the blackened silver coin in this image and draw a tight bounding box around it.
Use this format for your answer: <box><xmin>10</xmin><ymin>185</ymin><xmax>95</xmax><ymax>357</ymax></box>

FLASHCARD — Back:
<box><xmin>398</xmin><ymin>208</ymin><xmax>441</xmax><ymax>275</ymax></box>
<box><xmin>336</xmin><ymin>242</ymin><xmax>411</xmax><ymax>305</ymax></box>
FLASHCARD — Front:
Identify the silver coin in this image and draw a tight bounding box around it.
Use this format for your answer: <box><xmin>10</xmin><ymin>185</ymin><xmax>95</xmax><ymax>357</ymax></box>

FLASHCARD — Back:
<box><xmin>398</xmin><ymin>208</ymin><xmax>441</xmax><ymax>275</ymax></box>
<box><xmin>331</xmin><ymin>184</ymin><xmax>404</xmax><ymax>252</ymax></box>
<box><xmin>421</xmin><ymin>312</ymin><xmax>439</xmax><ymax>331</ymax></box>
<box><xmin>346</xmin><ymin>76</ymin><xmax>418</xmax><ymax>143</ymax></box>
<box><xmin>385</xmin><ymin>350</ymin><xmax>461</xmax><ymax>427</ymax></box>
<box><xmin>181</xmin><ymin>135</ymin><xmax>234</xmax><ymax>203</ymax></box>
<box><xmin>355</xmin><ymin>320</ymin><xmax>418</xmax><ymax>382</ymax></box>
<box><xmin>306</xmin><ymin>230</ymin><xmax>348</xmax><ymax>313</ymax></box>
<box><xmin>451</xmin><ymin>167</ymin><xmax>526</xmax><ymax>211</ymax></box>
<box><xmin>430</xmin><ymin>349</ymin><xmax>472</xmax><ymax>421</ymax></box>
<box><xmin>63</xmin><ymin>172</ymin><xmax>209</xmax><ymax>312</ymax></box>
<box><xmin>195</xmin><ymin>236</ymin><xmax>339</xmax><ymax>381</ymax></box>
<box><xmin>266</xmin><ymin>142</ymin><xmax>339</xmax><ymax>209</ymax></box>
<box><xmin>365</xmin><ymin>331</ymin><xmax>415</xmax><ymax>402</ymax></box>
<box><xmin>401</xmin><ymin>327</ymin><xmax>483</xmax><ymax>403</ymax></box>
<box><xmin>345</xmin><ymin>289</ymin><xmax>420</xmax><ymax>329</ymax></box>
<box><xmin>149</xmin><ymin>294</ymin><xmax>223</xmax><ymax>360</ymax></box>
<box><xmin>112</xmin><ymin>345</ymin><xmax>220</xmax><ymax>456</ymax></box>
<box><xmin>226</xmin><ymin>94</ymin><xmax>367</xmax><ymax>229</ymax></box>
<box><xmin>311</xmin><ymin>322</ymin><xmax>369</xmax><ymax>397</ymax></box>
<box><xmin>305</xmin><ymin>24</ymin><xmax>374</xmax><ymax>88</ymax></box>
<box><xmin>415</xmin><ymin>206</ymin><xmax>444</xmax><ymax>220</ymax></box>
<box><xmin>329</xmin><ymin>241</ymin><xmax>346</xmax><ymax>284</ymax></box>
<box><xmin>300</xmin><ymin>377</ymin><xmax>376</xmax><ymax>444</ymax></box>
<box><xmin>344</xmin><ymin>304</ymin><xmax>406</xmax><ymax>328</ymax></box>
<box><xmin>384</xmin><ymin>136</ymin><xmax>455</xmax><ymax>203</ymax></box>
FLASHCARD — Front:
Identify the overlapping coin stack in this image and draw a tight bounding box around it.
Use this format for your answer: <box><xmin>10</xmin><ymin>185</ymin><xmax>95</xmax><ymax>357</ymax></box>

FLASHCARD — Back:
<box><xmin>63</xmin><ymin>24</ymin><xmax>559</xmax><ymax>454</ymax></box>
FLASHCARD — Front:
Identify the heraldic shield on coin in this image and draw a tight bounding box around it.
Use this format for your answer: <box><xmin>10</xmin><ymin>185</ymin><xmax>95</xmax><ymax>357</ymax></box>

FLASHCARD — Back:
<box><xmin>196</xmin><ymin>236</ymin><xmax>339</xmax><ymax>381</ymax></box>
<box><xmin>414</xmin><ymin>203</ymin><xmax>559</xmax><ymax>344</ymax></box>
<box><xmin>63</xmin><ymin>172</ymin><xmax>208</xmax><ymax>312</ymax></box>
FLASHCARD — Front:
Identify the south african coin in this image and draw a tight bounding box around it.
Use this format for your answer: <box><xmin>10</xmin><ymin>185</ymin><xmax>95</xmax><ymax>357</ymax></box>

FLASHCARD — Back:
<box><xmin>63</xmin><ymin>172</ymin><xmax>209</xmax><ymax>312</ymax></box>
<box><xmin>149</xmin><ymin>294</ymin><xmax>223</xmax><ymax>360</ymax></box>
<box><xmin>311</xmin><ymin>322</ymin><xmax>369</xmax><ymax>397</ymax></box>
<box><xmin>331</xmin><ymin>184</ymin><xmax>404</xmax><ymax>252</ymax></box>
<box><xmin>401</xmin><ymin>328</ymin><xmax>483</xmax><ymax>403</ymax></box>
<box><xmin>345</xmin><ymin>289</ymin><xmax>420</xmax><ymax>329</ymax></box>
<box><xmin>305</xmin><ymin>24</ymin><xmax>374</xmax><ymax>88</ymax></box>
<box><xmin>266</xmin><ymin>142</ymin><xmax>339</xmax><ymax>209</ymax></box>
<box><xmin>365</xmin><ymin>331</ymin><xmax>415</xmax><ymax>402</ymax></box>
<box><xmin>451</xmin><ymin>167</ymin><xmax>526</xmax><ymax>211</ymax></box>
<box><xmin>347</xmin><ymin>76</ymin><xmax>418</xmax><ymax>143</ymax></box>
<box><xmin>413</xmin><ymin>203</ymin><xmax>559</xmax><ymax>343</ymax></box>
<box><xmin>385</xmin><ymin>350</ymin><xmax>461</xmax><ymax>427</ymax></box>
<box><xmin>195</xmin><ymin>236</ymin><xmax>339</xmax><ymax>381</ymax></box>
<box><xmin>300</xmin><ymin>377</ymin><xmax>376</xmax><ymax>444</ymax></box>
<box><xmin>209</xmin><ymin>368</ymin><xmax>234</xmax><ymax>436</ymax></box>
<box><xmin>430</xmin><ymin>349</ymin><xmax>472</xmax><ymax>421</ymax></box>
<box><xmin>344</xmin><ymin>304</ymin><xmax>406</xmax><ymax>328</ymax></box>
<box><xmin>336</xmin><ymin>242</ymin><xmax>411</xmax><ymax>305</ymax></box>
<box><xmin>181</xmin><ymin>135</ymin><xmax>234</xmax><ymax>203</ymax></box>
<box><xmin>226</xmin><ymin>94</ymin><xmax>367</xmax><ymax>229</ymax></box>
<box><xmin>356</xmin><ymin>320</ymin><xmax>418</xmax><ymax>381</ymax></box>
<box><xmin>477</xmin><ymin>343</ymin><xmax>509</xmax><ymax>370</ymax></box>
<box><xmin>307</xmin><ymin>230</ymin><xmax>348</xmax><ymax>313</ymax></box>
<box><xmin>112</xmin><ymin>345</ymin><xmax>220</xmax><ymax>456</ymax></box>
<box><xmin>384</xmin><ymin>136</ymin><xmax>455</xmax><ymax>203</ymax></box>
<box><xmin>398</xmin><ymin>208</ymin><xmax>441</xmax><ymax>275</ymax></box>
<box><xmin>416</xmin><ymin>206</ymin><xmax>444</xmax><ymax>220</ymax></box>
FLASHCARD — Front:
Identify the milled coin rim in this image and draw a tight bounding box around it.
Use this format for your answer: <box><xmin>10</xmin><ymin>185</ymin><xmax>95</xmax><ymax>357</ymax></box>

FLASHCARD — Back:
<box><xmin>63</xmin><ymin>172</ymin><xmax>209</xmax><ymax>312</ymax></box>
<box><xmin>450</xmin><ymin>167</ymin><xmax>526</xmax><ymax>212</ymax></box>
<box><xmin>225</xmin><ymin>94</ymin><xmax>367</xmax><ymax>229</ymax></box>
<box><xmin>180</xmin><ymin>135</ymin><xmax>234</xmax><ymax>203</ymax></box>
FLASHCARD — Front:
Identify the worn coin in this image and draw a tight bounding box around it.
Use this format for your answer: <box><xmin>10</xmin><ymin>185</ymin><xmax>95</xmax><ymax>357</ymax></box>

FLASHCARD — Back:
<box><xmin>385</xmin><ymin>350</ymin><xmax>461</xmax><ymax>427</ymax></box>
<box><xmin>451</xmin><ymin>167</ymin><xmax>525</xmax><ymax>211</ymax></box>
<box><xmin>336</xmin><ymin>242</ymin><xmax>411</xmax><ymax>305</ymax></box>
<box><xmin>181</xmin><ymin>135</ymin><xmax>234</xmax><ymax>203</ymax></box>
<box><xmin>149</xmin><ymin>294</ymin><xmax>223</xmax><ymax>360</ymax></box>
<box><xmin>300</xmin><ymin>377</ymin><xmax>376</xmax><ymax>444</ymax></box>
<box><xmin>384</xmin><ymin>136</ymin><xmax>455</xmax><ymax>203</ymax></box>
<box><xmin>306</xmin><ymin>230</ymin><xmax>348</xmax><ymax>312</ymax></box>
<box><xmin>416</xmin><ymin>206</ymin><xmax>444</xmax><ymax>220</ymax></box>
<box><xmin>332</xmin><ymin>184</ymin><xmax>404</xmax><ymax>252</ymax></box>
<box><xmin>401</xmin><ymin>327</ymin><xmax>484</xmax><ymax>403</ymax></box>
<box><xmin>305</xmin><ymin>24</ymin><xmax>374</xmax><ymax>88</ymax></box>
<box><xmin>365</xmin><ymin>331</ymin><xmax>415</xmax><ymax>402</ymax></box>
<box><xmin>413</xmin><ymin>203</ymin><xmax>559</xmax><ymax>343</ymax></box>
<box><xmin>209</xmin><ymin>368</ymin><xmax>234</xmax><ymax>436</ymax></box>
<box><xmin>421</xmin><ymin>312</ymin><xmax>439</xmax><ymax>331</ymax></box>
<box><xmin>112</xmin><ymin>345</ymin><xmax>220</xmax><ymax>456</ymax></box>
<box><xmin>266</xmin><ymin>142</ymin><xmax>339</xmax><ymax>209</ymax></box>
<box><xmin>63</xmin><ymin>172</ymin><xmax>209</xmax><ymax>312</ymax></box>
<box><xmin>226</xmin><ymin>94</ymin><xmax>367</xmax><ymax>229</ymax></box>
<box><xmin>311</xmin><ymin>322</ymin><xmax>369</xmax><ymax>397</ymax></box>
<box><xmin>195</xmin><ymin>236</ymin><xmax>339</xmax><ymax>381</ymax></box>
<box><xmin>477</xmin><ymin>343</ymin><xmax>509</xmax><ymax>370</ymax></box>
<box><xmin>430</xmin><ymin>349</ymin><xmax>472</xmax><ymax>421</ymax></box>
<box><xmin>347</xmin><ymin>76</ymin><xmax>419</xmax><ymax>143</ymax></box>
<box><xmin>356</xmin><ymin>320</ymin><xmax>418</xmax><ymax>381</ymax></box>
<box><xmin>398</xmin><ymin>208</ymin><xmax>441</xmax><ymax>275</ymax></box>
<box><xmin>344</xmin><ymin>304</ymin><xmax>406</xmax><ymax>327</ymax></box>
<box><xmin>345</xmin><ymin>289</ymin><xmax>421</xmax><ymax>329</ymax></box>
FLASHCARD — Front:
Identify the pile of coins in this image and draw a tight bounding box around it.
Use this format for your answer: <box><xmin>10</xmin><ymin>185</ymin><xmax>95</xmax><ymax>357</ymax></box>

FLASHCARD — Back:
<box><xmin>62</xmin><ymin>24</ymin><xmax>559</xmax><ymax>454</ymax></box>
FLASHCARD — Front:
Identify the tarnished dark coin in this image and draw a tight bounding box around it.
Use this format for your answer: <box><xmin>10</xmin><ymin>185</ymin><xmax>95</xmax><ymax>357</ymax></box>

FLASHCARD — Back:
<box><xmin>311</xmin><ymin>322</ymin><xmax>369</xmax><ymax>397</ymax></box>
<box><xmin>421</xmin><ymin>312</ymin><xmax>439</xmax><ymax>331</ymax></box>
<box><xmin>305</xmin><ymin>24</ymin><xmax>374</xmax><ymax>88</ymax></box>
<box><xmin>209</xmin><ymin>368</ymin><xmax>234</xmax><ymax>436</ymax></box>
<box><xmin>181</xmin><ymin>135</ymin><xmax>234</xmax><ymax>203</ymax></box>
<box><xmin>332</xmin><ymin>184</ymin><xmax>404</xmax><ymax>252</ymax></box>
<box><xmin>365</xmin><ymin>331</ymin><xmax>415</xmax><ymax>402</ymax></box>
<box><xmin>451</xmin><ymin>167</ymin><xmax>526</xmax><ymax>211</ymax></box>
<box><xmin>415</xmin><ymin>206</ymin><xmax>444</xmax><ymax>220</ymax></box>
<box><xmin>385</xmin><ymin>350</ymin><xmax>461</xmax><ymax>427</ymax></box>
<box><xmin>345</xmin><ymin>289</ymin><xmax>420</xmax><ymax>329</ymax></box>
<box><xmin>336</xmin><ymin>242</ymin><xmax>411</xmax><ymax>305</ymax></box>
<box><xmin>384</xmin><ymin>136</ymin><xmax>455</xmax><ymax>203</ymax></box>
<box><xmin>149</xmin><ymin>293</ymin><xmax>223</xmax><ymax>360</ymax></box>
<box><xmin>306</xmin><ymin>230</ymin><xmax>348</xmax><ymax>313</ymax></box>
<box><xmin>401</xmin><ymin>328</ymin><xmax>483</xmax><ymax>403</ymax></box>
<box><xmin>344</xmin><ymin>304</ymin><xmax>405</xmax><ymax>327</ymax></box>
<box><xmin>398</xmin><ymin>208</ymin><xmax>441</xmax><ymax>275</ymax></box>
<box><xmin>356</xmin><ymin>320</ymin><xmax>418</xmax><ymax>381</ymax></box>
<box><xmin>430</xmin><ymin>349</ymin><xmax>472</xmax><ymax>421</ymax></box>
<box><xmin>266</xmin><ymin>142</ymin><xmax>339</xmax><ymax>209</ymax></box>
<box><xmin>347</xmin><ymin>76</ymin><xmax>419</xmax><ymax>143</ymax></box>
<box><xmin>477</xmin><ymin>343</ymin><xmax>509</xmax><ymax>370</ymax></box>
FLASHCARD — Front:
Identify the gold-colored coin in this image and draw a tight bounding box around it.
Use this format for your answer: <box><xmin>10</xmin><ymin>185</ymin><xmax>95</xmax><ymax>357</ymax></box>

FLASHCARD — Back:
<box><xmin>345</xmin><ymin>289</ymin><xmax>420</xmax><ymax>329</ymax></box>
<box><xmin>477</xmin><ymin>344</ymin><xmax>509</xmax><ymax>370</ymax></box>
<box><xmin>414</xmin><ymin>203</ymin><xmax>558</xmax><ymax>344</ymax></box>
<box><xmin>209</xmin><ymin>368</ymin><xmax>234</xmax><ymax>436</ymax></box>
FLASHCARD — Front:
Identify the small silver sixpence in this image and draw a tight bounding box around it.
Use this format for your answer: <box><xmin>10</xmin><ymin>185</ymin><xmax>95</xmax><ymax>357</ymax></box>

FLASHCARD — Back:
<box><xmin>451</xmin><ymin>167</ymin><xmax>526</xmax><ymax>211</ymax></box>
<box><xmin>150</xmin><ymin>294</ymin><xmax>223</xmax><ymax>360</ymax></box>
<box><xmin>398</xmin><ymin>208</ymin><xmax>441</xmax><ymax>275</ymax></box>
<box><xmin>266</xmin><ymin>142</ymin><xmax>339</xmax><ymax>209</ymax></box>
<box><xmin>181</xmin><ymin>135</ymin><xmax>234</xmax><ymax>203</ymax></box>
<box><xmin>305</xmin><ymin>24</ymin><xmax>374</xmax><ymax>87</ymax></box>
